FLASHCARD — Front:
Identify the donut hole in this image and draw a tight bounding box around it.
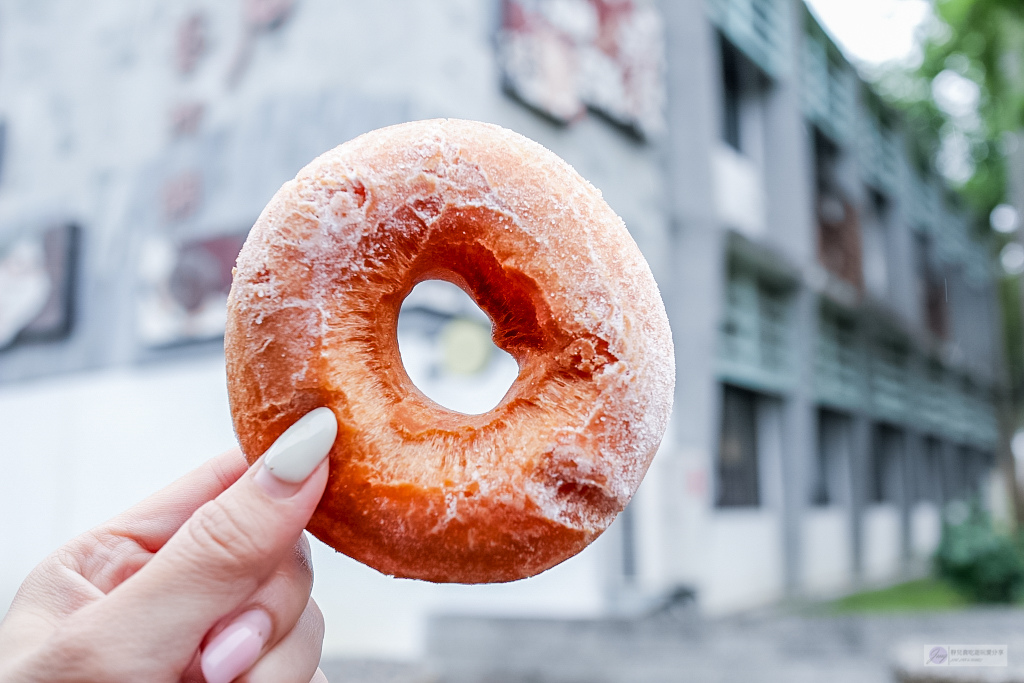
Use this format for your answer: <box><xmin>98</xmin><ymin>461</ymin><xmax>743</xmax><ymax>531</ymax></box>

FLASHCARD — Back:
<box><xmin>396</xmin><ymin>279</ymin><xmax>519</xmax><ymax>415</ymax></box>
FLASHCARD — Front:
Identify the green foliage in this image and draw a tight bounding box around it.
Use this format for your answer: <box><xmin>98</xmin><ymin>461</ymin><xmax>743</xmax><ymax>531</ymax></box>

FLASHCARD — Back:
<box><xmin>829</xmin><ymin>578</ymin><xmax>969</xmax><ymax>613</ymax></box>
<box><xmin>999</xmin><ymin>275</ymin><xmax>1024</xmax><ymax>403</ymax></box>
<box><xmin>874</xmin><ymin>0</ymin><xmax>1024</xmax><ymax>405</ymax></box>
<box><xmin>935</xmin><ymin>502</ymin><xmax>1024</xmax><ymax>603</ymax></box>
<box><xmin>876</xmin><ymin>0</ymin><xmax>1024</xmax><ymax>223</ymax></box>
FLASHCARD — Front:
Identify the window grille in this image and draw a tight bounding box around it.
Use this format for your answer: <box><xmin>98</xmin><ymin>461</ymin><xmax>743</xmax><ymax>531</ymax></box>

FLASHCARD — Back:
<box><xmin>708</xmin><ymin>0</ymin><xmax>789</xmax><ymax>79</ymax></box>
<box><xmin>814</xmin><ymin>306</ymin><xmax>863</xmax><ymax>410</ymax></box>
<box><xmin>814</xmin><ymin>132</ymin><xmax>863</xmax><ymax>289</ymax></box>
<box><xmin>812</xmin><ymin>409</ymin><xmax>852</xmax><ymax>506</ymax></box>
<box><xmin>913</xmin><ymin>234</ymin><xmax>948</xmax><ymax>339</ymax></box>
<box><xmin>716</xmin><ymin>384</ymin><xmax>760</xmax><ymax>507</ymax></box>
<box><xmin>800</xmin><ymin>27</ymin><xmax>854</xmax><ymax>144</ymax></box>
<box><xmin>857</xmin><ymin>108</ymin><xmax>899</xmax><ymax>191</ymax></box>
<box><xmin>718</xmin><ymin>263</ymin><xmax>794</xmax><ymax>393</ymax></box>
<box><xmin>960</xmin><ymin>381</ymin><xmax>999</xmax><ymax>447</ymax></box>
<box><xmin>915</xmin><ymin>361</ymin><xmax>948</xmax><ymax>434</ymax></box>
<box><xmin>915</xmin><ymin>436</ymin><xmax>945</xmax><ymax>504</ymax></box>
<box><xmin>870</xmin><ymin>425</ymin><xmax>904</xmax><ymax>504</ymax></box>
<box><xmin>869</xmin><ymin>337</ymin><xmax>909</xmax><ymax>422</ymax></box>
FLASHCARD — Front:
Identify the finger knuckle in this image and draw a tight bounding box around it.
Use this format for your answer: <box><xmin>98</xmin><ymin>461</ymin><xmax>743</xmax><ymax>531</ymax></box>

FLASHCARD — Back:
<box><xmin>293</xmin><ymin>536</ymin><xmax>314</xmax><ymax>583</ymax></box>
<box><xmin>187</xmin><ymin>498</ymin><xmax>268</xmax><ymax>568</ymax></box>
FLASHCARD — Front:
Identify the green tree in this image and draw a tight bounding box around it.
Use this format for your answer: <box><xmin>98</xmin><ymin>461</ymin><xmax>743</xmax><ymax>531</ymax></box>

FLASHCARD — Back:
<box><xmin>878</xmin><ymin>0</ymin><xmax>1024</xmax><ymax>522</ymax></box>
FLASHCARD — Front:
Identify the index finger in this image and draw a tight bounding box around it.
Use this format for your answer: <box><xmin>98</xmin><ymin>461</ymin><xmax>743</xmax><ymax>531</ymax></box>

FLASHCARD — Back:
<box><xmin>102</xmin><ymin>448</ymin><xmax>249</xmax><ymax>551</ymax></box>
<box><xmin>39</xmin><ymin>449</ymin><xmax>249</xmax><ymax>606</ymax></box>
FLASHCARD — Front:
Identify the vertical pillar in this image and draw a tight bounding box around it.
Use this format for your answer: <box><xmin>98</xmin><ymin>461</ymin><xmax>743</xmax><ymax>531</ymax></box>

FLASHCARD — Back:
<box><xmin>902</xmin><ymin>428</ymin><xmax>925</xmax><ymax>563</ymax></box>
<box><xmin>759</xmin><ymin>0</ymin><xmax>818</xmax><ymax>595</ymax></box>
<box><xmin>848</xmin><ymin>413</ymin><xmax>873</xmax><ymax>578</ymax></box>
<box><xmin>780</xmin><ymin>287</ymin><xmax>817</xmax><ymax>592</ymax></box>
<box><xmin>657</xmin><ymin>0</ymin><xmax>725</xmax><ymax>586</ymax></box>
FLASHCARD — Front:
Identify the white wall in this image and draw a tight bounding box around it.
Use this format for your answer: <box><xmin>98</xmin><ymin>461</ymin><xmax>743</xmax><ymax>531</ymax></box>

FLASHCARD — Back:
<box><xmin>862</xmin><ymin>504</ymin><xmax>902</xmax><ymax>582</ymax></box>
<box><xmin>801</xmin><ymin>508</ymin><xmax>852</xmax><ymax>595</ymax></box>
<box><xmin>700</xmin><ymin>511</ymin><xmax>784</xmax><ymax>613</ymax></box>
<box><xmin>910</xmin><ymin>502</ymin><xmax>941</xmax><ymax>560</ymax></box>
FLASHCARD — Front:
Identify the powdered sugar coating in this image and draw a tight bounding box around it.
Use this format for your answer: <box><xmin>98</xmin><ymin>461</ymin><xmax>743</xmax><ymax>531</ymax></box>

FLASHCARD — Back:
<box><xmin>226</xmin><ymin>119</ymin><xmax>674</xmax><ymax>583</ymax></box>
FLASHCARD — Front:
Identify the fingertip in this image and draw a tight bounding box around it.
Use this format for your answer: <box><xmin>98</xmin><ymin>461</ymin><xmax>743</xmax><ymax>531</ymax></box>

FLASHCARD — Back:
<box><xmin>254</xmin><ymin>408</ymin><xmax>336</xmax><ymax>497</ymax></box>
<box><xmin>200</xmin><ymin>609</ymin><xmax>272</xmax><ymax>683</ymax></box>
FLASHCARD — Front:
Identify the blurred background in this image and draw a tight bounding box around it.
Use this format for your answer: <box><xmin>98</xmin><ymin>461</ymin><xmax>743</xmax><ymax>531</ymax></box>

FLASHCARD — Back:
<box><xmin>1</xmin><ymin>0</ymin><xmax>1023</xmax><ymax>681</ymax></box>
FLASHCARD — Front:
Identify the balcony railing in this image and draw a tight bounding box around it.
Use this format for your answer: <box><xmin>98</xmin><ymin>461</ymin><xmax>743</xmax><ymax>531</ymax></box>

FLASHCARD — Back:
<box><xmin>718</xmin><ymin>263</ymin><xmax>796</xmax><ymax>393</ymax></box>
<box><xmin>801</xmin><ymin>36</ymin><xmax>855</xmax><ymax>144</ymax></box>
<box><xmin>811</xmin><ymin>318</ymin><xmax>998</xmax><ymax>446</ymax></box>
<box><xmin>858</xmin><ymin>111</ymin><xmax>900</xmax><ymax>191</ymax></box>
<box><xmin>815</xmin><ymin>306</ymin><xmax>864</xmax><ymax>410</ymax></box>
<box><xmin>708</xmin><ymin>0</ymin><xmax>790</xmax><ymax>78</ymax></box>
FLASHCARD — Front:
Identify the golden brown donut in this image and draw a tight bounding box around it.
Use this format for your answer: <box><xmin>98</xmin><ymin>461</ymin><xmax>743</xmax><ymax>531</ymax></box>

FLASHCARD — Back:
<box><xmin>225</xmin><ymin>119</ymin><xmax>674</xmax><ymax>583</ymax></box>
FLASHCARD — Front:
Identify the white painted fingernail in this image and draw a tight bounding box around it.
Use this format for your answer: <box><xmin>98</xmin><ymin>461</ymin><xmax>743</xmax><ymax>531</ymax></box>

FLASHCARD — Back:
<box><xmin>258</xmin><ymin>407</ymin><xmax>337</xmax><ymax>485</ymax></box>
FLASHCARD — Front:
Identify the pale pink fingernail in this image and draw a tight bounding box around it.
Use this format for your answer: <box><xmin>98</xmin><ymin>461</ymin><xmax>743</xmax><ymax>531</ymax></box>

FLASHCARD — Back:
<box><xmin>200</xmin><ymin>609</ymin><xmax>272</xmax><ymax>683</ymax></box>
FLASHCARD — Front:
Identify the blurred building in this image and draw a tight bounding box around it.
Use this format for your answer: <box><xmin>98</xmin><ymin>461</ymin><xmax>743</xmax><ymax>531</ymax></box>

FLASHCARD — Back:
<box><xmin>0</xmin><ymin>0</ymin><xmax>1004</xmax><ymax>660</ymax></box>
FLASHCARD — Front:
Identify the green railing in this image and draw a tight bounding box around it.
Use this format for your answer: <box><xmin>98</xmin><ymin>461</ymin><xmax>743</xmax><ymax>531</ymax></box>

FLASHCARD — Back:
<box><xmin>708</xmin><ymin>0</ymin><xmax>790</xmax><ymax>79</ymax></box>
<box><xmin>800</xmin><ymin>34</ymin><xmax>855</xmax><ymax>143</ymax></box>
<box><xmin>904</xmin><ymin>168</ymin><xmax>941</xmax><ymax>234</ymax></box>
<box><xmin>718</xmin><ymin>264</ymin><xmax>796</xmax><ymax>394</ymax></box>
<box><xmin>858</xmin><ymin>110</ymin><xmax>900</xmax><ymax>191</ymax></box>
<box><xmin>869</xmin><ymin>338</ymin><xmax>911</xmax><ymax>423</ymax></box>
<box><xmin>814</xmin><ymin>306</ymin><xmax>864</xmax><ymax>410</ymax></box>
<box><xmin>811</xmin><ymin>311</ymin><xmax>998</xmax><ymax>446</ymax></box>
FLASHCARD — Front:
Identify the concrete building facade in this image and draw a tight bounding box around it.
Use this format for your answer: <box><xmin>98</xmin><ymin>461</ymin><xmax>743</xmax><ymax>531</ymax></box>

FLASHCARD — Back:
<box><xmin>0</xmin><ymin>0</ymin><xmax>1003</xmax><ymax>659</ymax></box>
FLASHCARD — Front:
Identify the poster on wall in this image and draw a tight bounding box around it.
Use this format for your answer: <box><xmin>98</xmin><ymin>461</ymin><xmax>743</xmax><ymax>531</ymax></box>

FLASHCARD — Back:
<box><xmin>497</xmin><ymin>0</ymin><xmax>666</xmax><ymax>139</ymax></box>
<box><xmin>136</xmin><ymin>232</ymin><xmax>247</xmax><ymax>347</ymax></box>
<box><xmin>0</xmin><ymin>223</ymin><xmax>78</xmax><ymax>350</ymax></box>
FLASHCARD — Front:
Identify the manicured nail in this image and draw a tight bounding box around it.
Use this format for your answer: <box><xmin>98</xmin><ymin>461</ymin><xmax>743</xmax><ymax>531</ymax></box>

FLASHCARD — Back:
<box><xmin>200</xmin><ymin>609</ymin><xmax>272</xmax><ymax>683</ymax></box>
<box><xmin>253</xmin><ymin>407</ymin><xmax>336</xmax><ymax>496</ymax></box>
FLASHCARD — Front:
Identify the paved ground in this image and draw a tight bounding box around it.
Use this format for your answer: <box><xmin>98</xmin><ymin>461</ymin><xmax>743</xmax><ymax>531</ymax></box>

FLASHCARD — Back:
<box><xmin>321</xmin><ymin>605</ymin><xmax>1024</xmax><ymax>683</ymax></box>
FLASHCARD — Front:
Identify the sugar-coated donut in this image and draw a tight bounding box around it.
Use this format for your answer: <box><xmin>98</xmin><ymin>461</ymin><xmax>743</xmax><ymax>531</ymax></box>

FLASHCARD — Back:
<box><xmin>225</xmin><ymin>119</ymin><xmax>674</xmax><ymax>583</ymax></box>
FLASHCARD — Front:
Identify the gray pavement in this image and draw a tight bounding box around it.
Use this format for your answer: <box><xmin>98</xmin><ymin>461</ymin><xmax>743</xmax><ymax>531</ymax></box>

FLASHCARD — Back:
<box><xmin>322</xmin><ymin>606</ymin><xmax>1024</xmax><ymax>683</ymax></box>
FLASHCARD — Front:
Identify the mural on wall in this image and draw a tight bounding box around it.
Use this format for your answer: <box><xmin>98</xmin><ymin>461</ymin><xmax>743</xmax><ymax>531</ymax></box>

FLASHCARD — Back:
<box><xmin>497</xmin><ymin>0</ymin><xmax>666</xmax><ymax>139</ymax></box>
<box><xmin>176</xmin><ymin>12</ymin><xmax>208</xmax><ymax>76</ymax></box>
<box><xmin>136</xmin><ymin>232</ymin><xmax>247</xmax><ymax>347</ymax></box>
<box><xmin>228</xmin><ymin>0</ymin><xmax>299</xmax><ymax>86</ymax></box>
<box><xmin>133</xmin><ymin>89</ymin><xmax>408</xmax><ymax>351</ymax></box>
<box><xmin>162</xmin><ymin>170</ymin><xmax>204</xmax><ymax>223</ymax></box>
<box><xmin>0</xmin><ymin>224</ymin><xmax>78</xmax><ymax>350</ymax></box>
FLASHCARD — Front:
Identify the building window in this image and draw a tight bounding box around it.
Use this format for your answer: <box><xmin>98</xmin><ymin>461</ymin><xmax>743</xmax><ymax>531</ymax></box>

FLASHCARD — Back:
<box><xmin>812</xmin><ymin>409</ymin><xmax>851</xmax><ymax>506</ymax></box>
<box><xmin>719</xmin><ymin>261</ymin><xmax>795</xmax><ymax>388</ymax></box>
<box><xmin>814</xmin><ymin>130</ymin><xmax>862</xmax><ymax>288</ymax></box>
<box><xmin>718</xmin><ymin>35</ymin><xmax>767</xmax><ymax>160</ymax></box>
<box><xmin>721</xmin><ymin>36</ymin><xmax>743</xmax><ymax>151</ymax></box>
<box><xmin>914</xmin><ymin>233</ymin><xmax>947</xmax><ymax>338</ymax></box>
<box><xmin>870</xmin><ymin>424</ymin><xmax>904</xmax><ymax>504</ymax></box>
<box><xmin>950</xmin><ymin>446</ymin><xmax>991</xmax><ymax>503</ymax></box>
<box><xmin>861</xmin><ymin>189</ymin><xmax>892</xmax><ymax>299</ymax></box>
<box><xmin>716</xmin><ymin>384</ymin><xmax>760</xmax><ymax>507</ymax></box>
<box><xmin>914</xmin><ymin>436</ymin><xmax>945</xmax><ymax>504</ymax></box>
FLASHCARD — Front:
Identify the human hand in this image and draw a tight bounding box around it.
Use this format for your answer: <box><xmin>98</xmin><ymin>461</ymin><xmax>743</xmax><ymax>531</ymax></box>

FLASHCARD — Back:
<box><xmin>0</xmin><ymin>407</ymin><xmax>339</xmax><ymax>683</ymax></box>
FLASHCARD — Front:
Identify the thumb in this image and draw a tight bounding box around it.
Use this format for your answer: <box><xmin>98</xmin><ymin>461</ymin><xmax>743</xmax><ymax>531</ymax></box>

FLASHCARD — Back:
<box><xmin>88</xmin><ymin>407</ymin><xmax>336</xmax><ymax>666</ymax></box>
